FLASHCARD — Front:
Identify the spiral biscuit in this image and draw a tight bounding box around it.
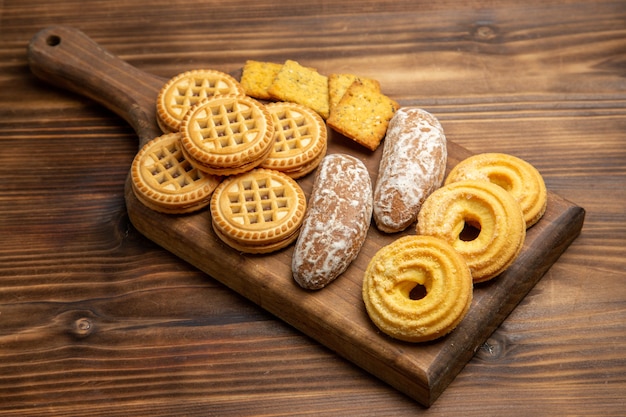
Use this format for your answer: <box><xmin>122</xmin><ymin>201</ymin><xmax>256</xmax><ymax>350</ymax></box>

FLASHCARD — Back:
<box><xmin>445</xmin><ymin>153</ymin><xmax>547</xmax><ymax>228</ymax></box>
<box><xmin>362</xmin><ymin>235</ymin><xmax>473</xmax><ymax>343</ymax></box>
<box><xmin>417</xmin><ymin>180</ymin><xmax>526</xmax><ymax>283</ymax></box>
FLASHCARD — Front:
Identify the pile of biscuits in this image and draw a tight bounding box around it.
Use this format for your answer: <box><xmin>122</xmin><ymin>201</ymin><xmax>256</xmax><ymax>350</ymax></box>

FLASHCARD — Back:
<box><xmin>132</xmin><ymin>61</ymin><xmax>397</xmax><ymax>254</ymax></box>
<box><xmin>130</xmin><ymin>60</ymin><xmax>549</xmax><ymax>344</ymax></box>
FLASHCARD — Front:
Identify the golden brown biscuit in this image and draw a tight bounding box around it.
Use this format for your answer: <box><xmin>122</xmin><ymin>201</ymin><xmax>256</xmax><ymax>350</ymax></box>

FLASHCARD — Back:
<box><xmin>362</xmin><ymin>235</ymin><xmax>473</xmax><ymax>342</ymax></box>
<box><xmin>417</xmin><ymin>180</ymin><xmax>526</xmax><ymax>283</ymax></box>
<box><xmin>445</xmin><ymin>153</ymin><xmax>547</xmax><ymax>228</ymax></box>
<box><xmin>156</xmin><ymin>69</ymin><xmax>245</xmax><ymax>133</ymax></box>
<box><xmin>131</xmin><ymin>132</ymin><xmax>221</xmax><ymax>214</ymax></box>
<box><xmin>210</xmin><ymin>168</ymin><xmax>307</xmax><ymax>254</ymax></box>
<box><xmin>267</xmin><ymin>60</ymin><xmax>330</xmax><ymax>119</ymax></box>
<box><xmin>326</xmin><ymin>81</ymin><xmax>399</xmax><ymax>151</ymax></box>
<box><xmin>260</xmin><ymin>102</ymin><xmax>327</xmax><ymax>179</ymax></box>
<box><xmin>180</xmin><ymin>95</ymin><xmax>274</xmax><ymax>176</ymax></box>
<box><xmin>328</xmin><ymin>73</ymin><xmax>380</xmax><ymax>113</ymax></box>
<box><xmin>239</xmin><ymin>60</ymin><xmax>283</xmax><ymax>100</ymax></box>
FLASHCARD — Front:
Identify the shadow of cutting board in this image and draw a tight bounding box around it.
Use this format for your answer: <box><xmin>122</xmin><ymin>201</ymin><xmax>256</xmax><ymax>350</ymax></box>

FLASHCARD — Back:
<box><xmin>28</xmin><ymin>26</ymin><xmax>585</xmax><ymax>407</ymax></box>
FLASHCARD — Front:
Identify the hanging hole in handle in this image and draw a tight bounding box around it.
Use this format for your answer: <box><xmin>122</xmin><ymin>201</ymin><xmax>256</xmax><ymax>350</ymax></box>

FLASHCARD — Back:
<box><xmin>46</xmin><ymin>35</ymin><xmax>61</xmax><ymax>47</ymax></box>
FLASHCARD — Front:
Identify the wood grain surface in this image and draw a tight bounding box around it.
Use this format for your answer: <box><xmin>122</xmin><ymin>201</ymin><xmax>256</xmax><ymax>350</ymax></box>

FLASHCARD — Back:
<box><xmin>1</xmin><ymin>0</ymin><xmax>625</xmax><ymax>415</ymax></box>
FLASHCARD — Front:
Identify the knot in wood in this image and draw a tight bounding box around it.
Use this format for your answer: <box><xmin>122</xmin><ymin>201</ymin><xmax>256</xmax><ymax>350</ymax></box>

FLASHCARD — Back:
<box><xmin>73</xmin><ymin>317</ymin><xmax>94</xmax><ymax>338</ymax></box>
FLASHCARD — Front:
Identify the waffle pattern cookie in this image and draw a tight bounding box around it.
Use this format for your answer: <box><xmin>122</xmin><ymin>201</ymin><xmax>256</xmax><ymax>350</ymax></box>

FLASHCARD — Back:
<box><xmin>362</xmin><ymin>235</ymin><xmax>473</xmax><ymax>343</ymax></box>
<box><xmin>260</xmin><ymin>102</ymin><xmax>327</xmax><ymax>179</ymax></box>
<box><xmin>131</xmin><ymin>133</ymin><xmax>221</xmax><ymax>214</ymax></box>
<box><xmin>210</xmin><ymin>168</ymin><xmax>306</xmax><ymax>254</ymax></box>
<box><xmin>156</xmin><ymin>69</ymin><xmax>245</xmax><ymax>133</ymax></box>
<box><xmin>180</xmin><ymin>95</ymin><xmax>275</xmax><ymax>176</ymax></box>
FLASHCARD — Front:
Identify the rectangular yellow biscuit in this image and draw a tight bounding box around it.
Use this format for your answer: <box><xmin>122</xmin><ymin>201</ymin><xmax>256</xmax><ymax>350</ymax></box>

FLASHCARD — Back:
<box><xmin>328</xmin><ymin>73</ymin><xmax>380</xmax><ymax>113</ymax></box>
<box><xmin>327</xmin><ymin>80</ymin><xmax>400</xmax><ymax>151</ymax></box>
<box><xmin>240</xmin><ymin>60</ymin><xmax>283</xmax><ymax>100</ymax></box>
<box><xmin>267</xmin><ymin>60</ymin><xmax>330</xmax><ymax>119</ymax></box>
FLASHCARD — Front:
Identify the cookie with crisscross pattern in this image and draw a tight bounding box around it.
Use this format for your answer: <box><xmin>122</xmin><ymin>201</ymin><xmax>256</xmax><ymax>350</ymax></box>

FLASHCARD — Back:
<box><xmin>260</xmin><ymin>102</ymin><xmax>327</xmax><ymax>178</ymax></box>
<box><xmin>156</xmin><ymin>69</ymin><xmax>245</xmax><ymax>133</ymax></box>
<box><xmin>131</xmin><ymin>133</ymin><xmax>221</xmax><ymax>214</ymax></box>
<box><xmin>180</xmin><ymin>95</ymin><xmax>274</xmax><ymax>176</ymax></box>
<box><xmin>210</xmin><ymin>168</ymin><xmax>306</xmax><ymax>253</ymax></box>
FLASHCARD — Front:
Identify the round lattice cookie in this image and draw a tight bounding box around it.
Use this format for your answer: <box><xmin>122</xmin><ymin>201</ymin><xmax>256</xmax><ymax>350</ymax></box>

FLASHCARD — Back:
<box><xmin>210</xmin><ymin>168</ymin><xmax>306</xmax><ymax>253</ymax></box>
<box><xmin>260</xmin><ymin>102</ymin><xmax>327</xmax><ymax>178</ymax></box>
<box><xmin>131</xmin><ymin>133</ymin><xmax>221</xmax><ymax>214</ymax></box>
<box><xmin>156</xmin><ymin>69</ymin><xmax>245</xmax><ymax>133</ymax></box>
<box><xmin>180</xmin><ymin>95</ymin><xmax>275</xmax><ymax>176</ymax></box>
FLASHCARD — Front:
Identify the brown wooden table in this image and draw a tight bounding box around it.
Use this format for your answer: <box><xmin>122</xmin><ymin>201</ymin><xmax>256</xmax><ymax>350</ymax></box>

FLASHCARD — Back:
<box><xmin>1</xmin><ymin>1</ymin><xmax>624</xmax><ymax>415</ymax></box>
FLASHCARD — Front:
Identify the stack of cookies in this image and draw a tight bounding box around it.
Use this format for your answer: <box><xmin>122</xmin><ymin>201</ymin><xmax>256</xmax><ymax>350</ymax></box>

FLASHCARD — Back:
<box><xmin>132</xmin><ymin>67</ymin><xmax>334</xmax><ymax>253</ymax></box>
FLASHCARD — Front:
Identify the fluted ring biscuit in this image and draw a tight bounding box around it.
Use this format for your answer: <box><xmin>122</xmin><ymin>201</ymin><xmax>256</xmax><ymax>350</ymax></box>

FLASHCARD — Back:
<box><xmin>210</xmin><ymin>168</ymin><xmax>306</xmax><ymax>254</ymax></box>
<box><xmin>445</xmin><ymin>153</ymin><xmax>547</xmax><ymax>228</ymax></box>
<box><xmin>362</xmin><ymin>235</ymin><xmax>473</xmax><ymax>343</ymax></box>
<box><xmin>131</xmin><ymin>133</ymin><xmax>221</xmax><ymax>214</ymax></box>
<box><xmin>156</xmin><ymin>69</ymin><xmax>245</xmax><ymax>133</ymax></box>
<box><xmin>417</xmin><ymin>180</ymin><xmax>526</xmax><ymax>283</ymax></box>
<box><xmin>180</xmin><ymin>95</ymin><xmax>274</xmax><ymax>176</ymax></box>
<box><xmin>260</xmin><ymin>102</ymin><xmax>327</xmax><ymax>179</ymax></box>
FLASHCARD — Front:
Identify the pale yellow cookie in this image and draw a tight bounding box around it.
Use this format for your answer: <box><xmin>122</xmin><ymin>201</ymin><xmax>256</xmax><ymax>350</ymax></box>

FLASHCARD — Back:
<box><xmin>131</xmin><ymin>132</ymin><xmax>221</xmax><ymax>214</ymax></box>
<box><xmin>260</xmin><ymin>102</ymin><xmax>327</xmax><ymax>178</ymax></box>
<box><xmin>210</xmin><ymin>168</ymin><xmax>307</xmax><ymax>254</ymax></box>
<box><xmin>362</xmin><ymin>235</ymin><xmax>473</xmax><ymax>342</ymax></box>
<box><xmin>417</xmin><ymin>180</ymin><xmax>526</xmax><ymax>283</ymax></box>
<box><xmin>445</xmin><ymin>153</ymin><xmax>547</xmax><ymax>228</ymax></box>
<box><xmin>180</xmin><ymin>95</ymin><xmax>274</xmax><ymax>176</ymax></box>
<box><xmin>156</xmin><ymin>69</ymin><xmax>245</xmax><ymax>133</ymax></box>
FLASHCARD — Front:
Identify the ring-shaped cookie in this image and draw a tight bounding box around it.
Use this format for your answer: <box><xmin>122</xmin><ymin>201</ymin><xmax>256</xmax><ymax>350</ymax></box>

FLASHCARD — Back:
<box><xmin>417</xmin><ymin>180</ymin><xmax>526</xmax><ymax>283</ymax></box>
<box><xmin>445</xmin><ymin>153</ymin><xmax>547</xmax><ymax>228</ymax></box>
<box><xmin>362</xmin><ymin>235</ymin><xmax>473</xmax><ymax>342</ymax></box>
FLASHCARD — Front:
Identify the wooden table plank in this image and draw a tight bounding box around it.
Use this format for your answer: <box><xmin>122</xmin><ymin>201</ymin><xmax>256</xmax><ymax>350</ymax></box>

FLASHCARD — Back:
<box><xmin>1</xmin><ymin>0</ymin><xmax>624</xmax><ymax>415</ymax></box>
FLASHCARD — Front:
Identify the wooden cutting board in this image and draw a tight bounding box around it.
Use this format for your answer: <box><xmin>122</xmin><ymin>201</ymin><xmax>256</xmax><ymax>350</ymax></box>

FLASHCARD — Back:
<box><xmin>28</xmin><ymin>26</ymin><xmax>585</xmax><ymax>407</ymax></box>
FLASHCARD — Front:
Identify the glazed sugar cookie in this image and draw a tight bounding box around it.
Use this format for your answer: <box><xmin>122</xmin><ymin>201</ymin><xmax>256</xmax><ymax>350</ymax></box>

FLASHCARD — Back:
<box><xmin>362</xmin><ymin>235</ymin><xmax>473</xmax><ymax>343</ymax></box>
<box><xmin>417</xmin><ymin>180</ymin><xmax>526</xmax><ymax>283</ymax></box>
<box><xmin>131</xmin><ymin>133</ymin><xmax>221</xmax><ymax>214</ymax></box>
<box><xmin>260</xmin><ymin>102</ymin><xmax>327</xmax><ymax>179</ymax></box>
<box><xmin>180</xmin><ymin>95</ymin><xmax>274</xmax><ymax>176</ymax></box>
<box><xmin>445</xmin><ymin>152</ymin><xmax>547</xmax><ymax>228</ymax></box>
<box><xmin>210</xmin><ymin>168</ymin><xmax>306</xmax><ymax>254</ymax></box>
<box><xmin>156</xmin><ymin>69</ymin><xmax>245</xmax><ymax>133</ymax></box>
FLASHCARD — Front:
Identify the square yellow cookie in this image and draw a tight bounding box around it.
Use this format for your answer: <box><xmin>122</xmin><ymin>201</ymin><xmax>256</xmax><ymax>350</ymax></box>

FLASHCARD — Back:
<box><xmin>240</xmin><ymin>60</ymin><xmax>283</xmax><ymax>100</ymax></box>
<box><xmin>327</xmin><ymin>81</ymin><xmax>399</xmax><ymax>151</ymax></box>
<box><xmin>328</xmin><ymin>73</ymin><xmax>380</xmax><ymax>113</ymax></box>
<box><xmin>267</xmin><ymin>60</ymin><xmax>330</xmax><ymax>119</ymax></box>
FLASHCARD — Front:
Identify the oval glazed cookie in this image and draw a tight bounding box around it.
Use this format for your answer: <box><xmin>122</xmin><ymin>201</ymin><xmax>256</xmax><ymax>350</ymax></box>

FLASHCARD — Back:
<box><xmin>292</xmin><ymin>153</ymin><xmax>373</xmax><ymax>290</ymax></box>
<box><xmin>373</xmin><ymin>107</ymin><xmax>447</xmax><ymax>233</ymax></box>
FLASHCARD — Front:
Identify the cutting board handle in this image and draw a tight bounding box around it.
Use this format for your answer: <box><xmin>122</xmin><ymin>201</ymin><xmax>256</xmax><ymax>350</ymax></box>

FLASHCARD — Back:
<box><xmin>28</xmin><ymin>26</ymin><xmax>165</xmax><ymax>145</ymax></box>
